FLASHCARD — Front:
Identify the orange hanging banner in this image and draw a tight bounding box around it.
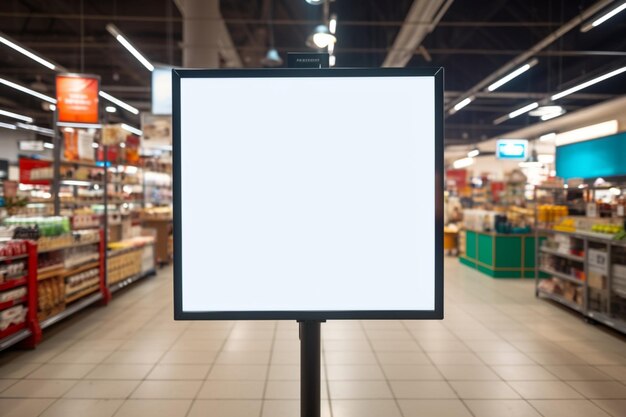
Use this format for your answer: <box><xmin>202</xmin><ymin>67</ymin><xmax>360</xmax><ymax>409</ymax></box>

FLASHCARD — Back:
<box><xmin>56</xmin><ymin>74</ymin><xmax>100</xmax><ymax>124</ymax></box>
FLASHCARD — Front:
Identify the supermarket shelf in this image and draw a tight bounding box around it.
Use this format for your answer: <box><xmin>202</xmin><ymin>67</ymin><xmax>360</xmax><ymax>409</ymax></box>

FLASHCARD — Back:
<box><xmin>587</xmin><ymin>311</ymin><xmax>626</xmax><ymax>334</ymax></box>
<box><xmin>539</xmin><ymin>267</ymin><xmax>584</xmax><ymax>285</ymax></box>
<box><xmin>540</xmin><ymin>247</ymin><xmax>585</xmax><ymax>262</ymax></box>
<box><xmin>0</xmin><ymin>253</ymin><xmax>28</xmax><ymax>262</ymax></box>
<box><xmin>60</xmin><ymin>179</ymin><xmax>104</xmax><ymax>186</ymax></box>
<box><xmin>40</xmin><ymin>291</ymin><xmax>103</xmax><ymax>329</ymax></box>
<box><xmin>537</xmin><ymin>228</ymin><xmax>626</xmax><ymax>247</ymax></box>
<box><xmin>65</xmin><ymin>284</ymin><xmax>100</xmax><ymax>304</ymax></box>
<box><xmin>109</xmin><ymin>269</ymin><xmax>156</xmax><ymax>293</ymax></box>
<box><xmin>37</xmin><ymin>265</ymin><xmax>64</xmax><ymax>280</ymax></box>
<box><xmin>38</xmin><ymin>239</ymin><xmax>99</xmax><ymax>254</ymax></box>
<box><xmin>537</xmin><ymin>289</ymin><xmax>583</xmax><ymax>313</ymax></box>
<box><xmin>64</xmin><ymin>256</ymin><xmax>100</xmax><ymax>271</ymax></box>
<box><xmin>0</xmin><ymin>296</ymin><xmax>28</xmax><ymax>311</ymax></box>
<box><xmin>0</xmin><ymin>277</ymin><xmax>27</xmax><ymax>291</ymax></box>
<box><xmin>60</xmin><ymin>160</ymin><xmax>105</xmax><ymax>169</ymax></box>
<box><xmin>63</xmin><ymin>261</ymin><xmax>99</xmax><ymax>278</ymax></box>
<box><xmin>0</xmin><ymin>326</ymin><xmax>31</xmax><ymax>352</ymax></box>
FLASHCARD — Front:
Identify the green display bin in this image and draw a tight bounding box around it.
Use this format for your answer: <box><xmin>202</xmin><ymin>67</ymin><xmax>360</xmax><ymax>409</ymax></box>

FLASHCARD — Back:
<box><xmin>459</xmin><ymin>230</ymin><xmax>541</xmax><ymax>279</ymax></box>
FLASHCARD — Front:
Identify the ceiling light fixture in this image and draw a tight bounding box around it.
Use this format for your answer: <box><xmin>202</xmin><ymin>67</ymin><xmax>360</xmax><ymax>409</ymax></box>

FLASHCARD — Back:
<box><xmin>453</xmin><ymin>157</ymin><xmax>474</xmax><ymax>169</ymax></box>
<box><xmin>554</xmin><ymin>120</ymin><xmax>618</xmax><ymax>146</ymax></box>
<box><xmin>449</xmin><ymin>96</ymin><xmax>473</xmax><ymax>115</ymax></box>
<box><xmin>551</xmin><ymin>66</ymin><xmax>626</xmax><ymax>101</ymax></box>
<box><xmin>305</xmin><ymin>0</ymin><xmax>326</xmax><ymax>5</ymax></box>
<box><xmin>581</xmin><ymin>1</ymin><xmax>626</xmax><ymax>32</ymax></box>
<box><xmin>0</xmin><ymin>108</ymin><xmax>33</xmax><ymax>123</ymax></box>
<box><xmin>120</xmin><ymin>123</ymin><xmax>142</xmax><ymax>136</ymax></box>
<box><xmin>16</xmin><ymin>122</ymin><xmax>55</xmax><ymax>136</ymax></box>
<box><xmin>467</xmin><ymin>149</ymin><xmax>480</xmax><ymax>158</ymax></box>
<box><xmin>0</xmin><ymin>121</ymin><xmax>16</xmax><ymax>130</ymax></box>
<box><xmin>329</xmin><ymin>55</ymin><xmax>336</xmax><ymax>67</ymax></box>
<box><xmin>0</xmin><ymin>77</ymin><xmax>56</xmax><ymax>104</ymax></box>
<box><xmin>0</xmin><ymin>32</ymin><xmax>57</xmax><ymax>70</ymax></box>
<box><xmin>539</xmin><ymin>132</ymin><xmax>556</xmax><ymax>141</ymax></box>
<box><xmin>106</xmin><ymin>23</ymin><xmax>154</xmax><ymax>71</ymax></box>
<box><xmin>540</xmin><ymin>112</ymin><xmax>565</xmax><ymax>121</ymax></box>
<box><xmin>487</xmin><ymin>59</ymin><xmax>538</xmax><ymax>92</ymax></box>
<box><xmin>99</xmin><ymin>91</ymin><xmax>139</xmax><ymax>115</ymax></box>
<box><xmin>260</xmin><ymin>48</ymin><xmax>283</xmax><ymax>67</ymax></box>
<box><xmin>105</xmin><ymin>106</ymin><xmax>117</xmax><ymax>113</ymax></box>
<box><xmin>329</xmin><ymin>14</ymin><xmax>337</xmax><ymax>34</ymax></box>
<box><xmin>509</xmin><ymin>102</ymin><xmax>539</xmax><ymax>119</ymax></box>
<box><xmin>306</xmin><ymin>24</ymin><xmax>336</xmax><ymax>49</ymax></box>
<box><xmin>57</xmin><ymin>122</ymin><xmax>103</xmax><ymax>129</ymax></box>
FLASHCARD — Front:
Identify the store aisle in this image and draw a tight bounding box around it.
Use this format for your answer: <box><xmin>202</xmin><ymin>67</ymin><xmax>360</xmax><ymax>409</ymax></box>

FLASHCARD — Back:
<box><xmin>1</xmin><ymin>259</ymin><xmax>626</xmax><ymax>417</ymax></box>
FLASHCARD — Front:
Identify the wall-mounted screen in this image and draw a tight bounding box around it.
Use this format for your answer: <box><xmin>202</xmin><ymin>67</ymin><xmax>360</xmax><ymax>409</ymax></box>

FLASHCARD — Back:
<box><xmin>173</xmin><ymin>68</ymin><xmax>443</xmax><ymax>320</ymax></box>
<box><xmin>496</xmin><ymin>139</ymin><xmax>528</xmax><ymax>160</ymax></box>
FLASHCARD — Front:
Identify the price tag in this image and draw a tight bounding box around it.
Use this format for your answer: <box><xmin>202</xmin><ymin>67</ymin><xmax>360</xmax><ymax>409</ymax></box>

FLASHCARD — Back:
<box><xmin>618</xmin><ymin>205</ymin><xmax>625</xmax><ymax>217</ymax></box>
<box><xmin>587</xmin><ymin>203</ymin><xmax>597</xmax><ymax>218</ymax></box>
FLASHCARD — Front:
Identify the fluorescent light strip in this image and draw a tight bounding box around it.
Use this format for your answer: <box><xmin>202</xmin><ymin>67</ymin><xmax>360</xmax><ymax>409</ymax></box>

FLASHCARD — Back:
<box><xmin>539</xmin><ymin>132</ymin><xmax>556</xmax><ymax>141</ymax></box>
<box><xmin>121</xmin><ymin>123</ymin><xmax>142</xmax><ymax>136</ymax></box>
<box><xmin>0</xmin><ymin>108</ymin><xmax>33</xmax><ymax>123</ymax></box>
<box><xmin>487</xmin><ymin>59</ymin><xmax>538</xmax><ymax>92</ymax></box>
<box><xmin>0</xmin><ymin>121</ymin><xmax>16</xmax><ymax>130</ymax></box>
<box><xmin>57</xmin><ymin>122</ymin><xmax>103</xmax><ymax>129</ymax></box>
<box><xmin>0</xmin><ymin>77</ymin><xmax>56</xmax><ymax>104</ymax></box>
<box><xmin>540</xmin><ymin>112</ymin><xmax>563</xmax><ymax>121</ymax></box>
<box><xmin>61</xmin><ymin>180</ymin><xmax>93</xmax><ymax>187</ymax></box>
<box><xmin>98</xmin><ymin>91</ymin><xmax>139</xmax><ymax>115</ymax></box>
<box><xmin>450</xmin><ymin>96</ymin><xmax>473</xmax><ymax>114</ymax></box>
<box><xmin>16</xmin><ymin>122</ymin><xmax>55</xmax><ymax>136</ymax></box>
<box><xmin>453</xmin><ymin>157</ymin><xmax>474</xmax><ymax>169</ymax></box>
<box><xmin>106</xmin><ymin>24</ymin><xmax>154</xmax><ymax>72</ymax></box>
<box><xmin>43</xmin><ymin>142</ymin><xmax>54</xmax><ymax>149</ymax></box>
<box><xmin>0</xmin><ymin>33</ymin><xmax>56</xmax><ymax>70</ymax></box>
<box><xmin>509</xmin><ymin>102</ymin><xmax>539</xmax><ymax>119</ymax></box>
<box><xmin>554</xmin><ymin>120</ymin><xmax>618</xmax><ymax>146</ymax></box>
<box><xmin>467</xmin><ymin>149</ymin><xmax>480</xmax><ymax>158</ymax></box>
<box><xmin>329</xmin><ymin>14</ymin><xmax>337</xmax><ymax>34</ymax></box>
<box><xmin>551</xmin><ymin>66</ymin><xmax>626</xmax><ymax>101</ymax></box>
<box><xmin>582</xmin><ymin>1</ymin><xmax>626</xmax><ymax>31</ymax></box>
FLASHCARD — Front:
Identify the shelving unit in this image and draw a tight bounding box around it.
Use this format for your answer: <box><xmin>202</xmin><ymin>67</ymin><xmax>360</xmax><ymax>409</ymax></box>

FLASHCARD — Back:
<box><xmin>534</xmin><ymin>185</ymin><xmax>626</xmax><ymax>335</ymax></box>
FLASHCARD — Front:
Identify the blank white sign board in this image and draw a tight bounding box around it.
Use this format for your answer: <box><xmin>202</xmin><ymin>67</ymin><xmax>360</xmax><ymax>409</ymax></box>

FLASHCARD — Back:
<box><xmin>174</xmin><ymin>68</ymin><xmax>443</xmax><ymax>320</ymax></box>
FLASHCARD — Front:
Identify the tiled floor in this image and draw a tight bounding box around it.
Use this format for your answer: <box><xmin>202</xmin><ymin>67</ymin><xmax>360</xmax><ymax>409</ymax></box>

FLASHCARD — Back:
<box><xmin>1</xmin><ymin>258</ymin><xmax>626</xmax><ymax>417</ymax></box>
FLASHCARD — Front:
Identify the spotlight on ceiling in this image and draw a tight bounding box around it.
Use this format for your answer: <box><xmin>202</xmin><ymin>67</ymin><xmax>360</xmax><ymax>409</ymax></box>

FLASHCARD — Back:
<box><xmin>306</xmin><ymin>24</ymin><xmax>337</xmax><ymax>49</ymax></box>
<box><xmin>305</xmin><ymin>0</ymin><xmax>326</xmax><ymax>5</ymax></box>
<box><xmin>260</xmin><ymin>48</ymin><xmax>283</xmax><ymax>67</ymax></box>
<box><xmin>529</xmin><ymin>105</ymin><xmax>565</xmax><ymax>121</ymax></box>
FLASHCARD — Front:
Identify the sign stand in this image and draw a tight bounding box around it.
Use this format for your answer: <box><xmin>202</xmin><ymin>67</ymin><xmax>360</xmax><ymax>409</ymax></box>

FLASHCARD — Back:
<box><xmin>299</xmin><ymin>320</ymin><xmax>323</xmax><ymax>417</ymax></box>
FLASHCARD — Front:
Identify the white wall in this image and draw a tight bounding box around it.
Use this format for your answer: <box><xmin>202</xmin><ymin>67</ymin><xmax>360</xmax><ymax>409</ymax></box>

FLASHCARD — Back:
<box><xmin>0</xmin><ymin>128</ymin><xmax>52</xmax><ymax>163</ymax></box>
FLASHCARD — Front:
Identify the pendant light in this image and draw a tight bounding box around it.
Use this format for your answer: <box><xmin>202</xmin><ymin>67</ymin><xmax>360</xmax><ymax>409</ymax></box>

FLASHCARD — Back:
<box><xmin>261</xmin><ymin>0</ymin><xmax>283</xmax><ymax>67</ymax></box>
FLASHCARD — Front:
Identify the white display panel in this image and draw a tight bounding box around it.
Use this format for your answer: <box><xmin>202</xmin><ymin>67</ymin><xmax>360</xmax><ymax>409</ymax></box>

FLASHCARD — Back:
<box><xmin>175</xmin><ymin>69</ymin><xmax>442</xmax><ymax>319</ymax></box>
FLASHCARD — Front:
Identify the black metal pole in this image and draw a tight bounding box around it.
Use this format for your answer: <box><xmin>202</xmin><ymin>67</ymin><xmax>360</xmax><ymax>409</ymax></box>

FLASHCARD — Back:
<box><xmin>299</xmin><ymin>320</ymin><xmax>321</xmax><ymax>417</ymax></box>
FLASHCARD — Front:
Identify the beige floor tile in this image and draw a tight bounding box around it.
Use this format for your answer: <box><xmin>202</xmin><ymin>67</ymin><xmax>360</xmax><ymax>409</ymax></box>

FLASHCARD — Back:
<box><xmin>260</xmin><ymin>399</ymin><xmax>331</xmax><ymax>417</ymax></box>
<box><xmin>215</xmin><ymin>351</ymin><xmax>270</xmax><ymax>365</ymax></box>
<box><xmin>0</xmin><ymin>379</ymin><xmax>18</xmax><ymax>392</ymax></box>
<box><xmin>158</xmin><ymin>350</ymin><xmax>217</xmax><ymax>365</ymax></box>
<box><xmin>48</xmin><ymin>350</ymin><xmax>112</xmax><ymax>365</ymax></box>
<box><xmin>329</xmin><ymin>380</ymin><xmax>393</xmax><ymax>399</ymax></box>
<box><xmin>113</xmin><ymin>399</ymin><xmax>191</xmax><ymax>417</ymax></box>
<box><xmin>332</xmin><ymin>399</ymin><xmax>402</xmax><ymax>417</ymax></box>
<box><xmin>269</xmin><ymin>350</ymin><xmax>299</xmax><ymax>365</ymax></box>
<box><xmin>375</xmin><ymin>351</ymin><xmax>430</xmax><ymax>365</ymax></box>
<box><xmin>593</xmin><ymin>399</ymin><xmax>626</xmax><ymax>417</ymax></box>
<box><xmin>595</xmin><ymin>366</ymin><xmax>626</xmax><ymax>381</ymax></box>
<box><xmin>0</xmin><ymin>362</ymin><xmax>41</xmax><ymax>379</ymax></box>
<box><xmin>104</xmin><ymin>350</ymin><xmax>164</xmax><ymax>365</ymax></box>
<box><xmin>264</xmin><ymin>380</ymin><xmax>299</xmax><ymax>399</ymax></box>
<box><xmin>326</xmin><ymin>365</ymin><xmax>385</xmax><ymax>380</ymax></box>
<box><xmin>147</xmin><ymin>364</ymin><xmax>210</xmax><ymax>380</ymax></box>
<box><xmin>131</xmin><ymin>380</ymin><xmax>202</xmax><ymax>399</ymax></box>
<box><xmin>0</xmin><ymin>398</ymin><xmax>55</xmax><ymax>417</ymax></box>
<box><xmin>381</xmin><ymin>364</ymin><xmax>443</xmax><ymax>380</ymax></box>
<box><xmin>530</xmin><ymin>399</ymin><xmax>612</xmax><ymax>417</ymax></box>
<box><xmin>324</xmin><ymin>351</ymin><xmax>378</xmax><ymax>365</ymax></box>
<box><xmin>322</xmin><ymin>340</ymin><xmax>372</xmax><ymax>351</ymax></box>
<box><xmin>418</xmin><ymin>340</ymin><xmax>469</xmax><ymax>352</ymax></box>
<box><xmin>268</xmin><ymin>364</ymin><xmax>299</xmax><ymax>380</ymax></box>
<box><xmin>526</xmin><ymin>351</ymin><xmax>587</xmax><ymax>365</ymax></box>
<box><xmin>207</xmin><ymin>364</ymin><xmax>268</xmax><ymax>380</ymax></box>
<box><xmin>427</xmin><ymin>352</ymin><xmax>484</xmax><ymax>365</ymax></box>
<box><xmin>491</xmin><ymin>365</ymin><xmax>558</xmax><ymax>381</ymax></box>
<box><xmin>222</xmin><ymin>339</ymin><xmax>273</xmax><ymax>352</ymax></box>
<box><xmin>39</xmin><ymin>399</ymin><xmax>123</xmax><ymax>417</ymax></box>
<box><xmin>567</xmin><ymin>381</ymin><xmax>626</xmax><ymax>399</ymax></box>
<box><xmin>197</xmin><ymin>380</ymin><xmax>265</xmax><ymax>399</ymax></box>
<box><xmin>449</xmin><ymin>381</ymin><xmax>520</xmax><ymax>399</ymax></box>
<box><xmin>508</xmin><ymin>381</ymin><xmax>583</xmax><ymax>399</ymax></box>
<box><xmin>390</xmin><ymin>380</ymin><xmax>456</xmax><ymax>399</ymax></box>
<box><xmin>169</xmin><ymin>340</ymin><xmax>224</xmax><ymax>351</ymax></box>
<box><xmin>0</xmin><ymin>379</ymin><xmax>77</xmax><ymax>398</ymax></box>
<box><xmin>545</xmin><ymin>365</ymin><xmax>614</xmax><ymax>381</ymax></box>
<box><xmin>476</xmin><ymin>351</ymin><xmax>536</xmax><ymax>366</ymax></box>
<box><xmin>27</xmin><ymin>364</ymin><xmax>95</xmax><ymax>379</ymax></box>
<box><xmin>187</xmin><ymin>399</ymin><xmax>262</xmax><ymax>417</ymax></box>
<box><xmin>436</xmin><ymin>365</ymin><xmax>499</xmax><ymax>380</ymax></box>
<box><xmin>85</xmin><ymin>364</ymin><xmax>152</xmax><ymax>380</ymax></box>
<box><xmin>369</xmin><ymin>340</ymin><xmax>420</xmax><ymax>352</ymax></box>
<box><xmin>63</xmin><ymin>380</ymin><xmax>139</xmax><ymax>399</ymax></box>
<box><xmin>464</xmin><ymin>399</ymin><xmax>542</xmax><ymax>417</ymax></box>
<box><xmin>398</xmin><ymin>399</ymin><xmax>473</xmax><ymax>417</ymax></box>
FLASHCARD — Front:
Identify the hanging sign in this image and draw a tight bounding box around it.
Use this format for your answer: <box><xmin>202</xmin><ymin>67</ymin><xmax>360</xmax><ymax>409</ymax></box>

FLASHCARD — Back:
<box><xmin>56</xmin><ymin>73</ymin><xmax>100</xmax><ymax>124</ymax></box>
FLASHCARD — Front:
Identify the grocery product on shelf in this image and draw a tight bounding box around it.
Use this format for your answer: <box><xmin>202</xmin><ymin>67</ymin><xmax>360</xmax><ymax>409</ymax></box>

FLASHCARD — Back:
<box><xmin>0</xmin><ymin>304</ymin><xmax>27</xmax><ymax>331</ymax></box>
